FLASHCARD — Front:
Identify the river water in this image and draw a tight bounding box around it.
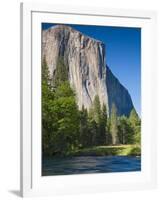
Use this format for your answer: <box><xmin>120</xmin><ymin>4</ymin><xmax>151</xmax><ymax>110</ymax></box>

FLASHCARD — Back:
<box><xmin>42</xmin><ymin>156</ymin><xmax>141</xmax><ymax>176</ymax></box>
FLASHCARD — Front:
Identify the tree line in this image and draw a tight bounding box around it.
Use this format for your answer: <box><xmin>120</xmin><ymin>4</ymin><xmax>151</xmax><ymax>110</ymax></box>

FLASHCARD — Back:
<box><xmin>42</xmin><ymin>57</ymin><xmax>141</xmax><ymax>156</ymax></box>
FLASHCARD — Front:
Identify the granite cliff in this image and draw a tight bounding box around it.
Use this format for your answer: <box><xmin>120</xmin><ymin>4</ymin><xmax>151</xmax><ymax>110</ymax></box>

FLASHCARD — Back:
<box><xmin>42</xmin><ymin>25</ymin><xmax>134</xmax><ymax>116</ymax></box>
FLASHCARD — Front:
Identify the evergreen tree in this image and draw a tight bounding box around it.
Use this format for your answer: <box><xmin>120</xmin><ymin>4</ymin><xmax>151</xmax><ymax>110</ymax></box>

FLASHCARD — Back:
<box><xmin>53</xmin><ymin>90</ymin><xmax>79</xmax><ymax>154</ymax></box>
<box><xmin>99</xmin><ymin>104</ymin><xmax>107</xmax><ymax>145</ymax></box>
<box><xmin>88</xmin><ymin>97</ymin><xmax>108</xmax><ymax>145</ymax></box>
<box><xmin>88</xmin><ymin>106</ymin><xmax>94</xmax><ymax>120</ymax></box>
<box><xmin>42</xmin><ymin>54</ymin><xmax>142</xmax><ymax>157</ymax></box>
<box><xmin>42</xmin><ymin>56</ymin><xmax>50</xmax><ymax>83</ymax></box>
<box><xmin>88</xmin><ymin>119</ymin><xmax>97</xmax><ymax>146</ymax></box>
<box><xmin>110</xmin><ymin>103</ymin><xmax>119</xmax><ymax>145</ymax></box>
<box><xmin>129</xmin><ymin>109</ymin><xmax>141</xmax><ymax>144</ymax></box>
<box><xmin>93</xmin><ymin>95</ymin><xmax>102</xmax><ymax>145</ymax></box>
<box><xmin>118</xmin><ymin>116</ymin><xmax>127</xmax><ymax>144</ymax></box>
<box><xmin>52</xmin><ymin>82</ymin><xmax>79</xmax><ymax>154</ymax></box>
<box><xmin>88</xmin><ymin>106</ymin><xmax>96</xmax><ymax>146</ymax></box>
<box><xmin>129</xmin><ymin>109</ymin><xmax>140</xmax><ymax>127</ymax></box>
<box><xmin>79</xmin><ymin>105</ymin><xmax>89</xmax><ymax>147</ymax></box>
<box><xmin>53</xmin><ymin>56</ymin><xmax>68</xmax><ymax>87</ymax></box>
<box><xmin>54</xmin><ymin>81</ymin><xmax>75</xmax><ymax>98</ymax></box>
<box><xmin>93</xmin><ymin>95</ymin><xmax>102</xmax><ymax>124</ymax></box>
<box><xmin>42</xmin><ymin>56</ymin><xmax>56</xmax><ymax>156</ymax></box>
<box><xmin>42</xmin><ymin>56</ymin><xmax>80</xmax><ymax>155</ymax></box>
<box><xmin>101</xmin><ymin>104</ymin><xmax>107</xmax><ymax>126</ymax></box>
<box><xmin>118</xmin><ymin>115</ymin><xmax>133</xmax><ymax>144</ymax></box>
<box><xmin>106</xmin><ymin>117</ymin><xmax>112</xmax><ymax>144</ymax></box>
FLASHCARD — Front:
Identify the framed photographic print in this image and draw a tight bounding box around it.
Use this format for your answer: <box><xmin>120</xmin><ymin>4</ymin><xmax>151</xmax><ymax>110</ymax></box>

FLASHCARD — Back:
<box><xmin>20</xmin><ymin>2</ymin><xmax>157</xmax><ymax>197</ymax></box>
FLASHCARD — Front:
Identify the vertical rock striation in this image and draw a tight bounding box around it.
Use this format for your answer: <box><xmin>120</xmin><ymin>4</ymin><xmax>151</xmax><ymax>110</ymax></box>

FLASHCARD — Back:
<box><xmin>42</xmin><ymin>24</ymin><xmax>134</xmax><ymax>116</ymax></box>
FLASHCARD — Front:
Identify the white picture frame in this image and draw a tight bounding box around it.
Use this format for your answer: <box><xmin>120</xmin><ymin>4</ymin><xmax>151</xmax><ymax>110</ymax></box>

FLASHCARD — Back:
<box><xmin>20</xmin><ymin>2</ymin><xmax>157</xmax><ymax>197</ymax></box>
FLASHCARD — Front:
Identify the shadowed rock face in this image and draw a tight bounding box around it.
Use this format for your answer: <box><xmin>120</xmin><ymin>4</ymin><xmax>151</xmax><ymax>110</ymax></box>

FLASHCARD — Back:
<box><xmin>106</xmin><ymin>66</ymin><xmax>134</xmax><ymax>116</ymax></box>
<box><xmin>42</xmin><ymin>24</ymin><xmax>134</xmax><ymax>116</ymax></box>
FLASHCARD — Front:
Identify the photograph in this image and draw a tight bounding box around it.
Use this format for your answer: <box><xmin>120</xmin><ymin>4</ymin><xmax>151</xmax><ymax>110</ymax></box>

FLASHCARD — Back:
<box><xmin>41</xmin><ymin>23</ymin><xmax>141</xmax><ymax>176</ymax></box>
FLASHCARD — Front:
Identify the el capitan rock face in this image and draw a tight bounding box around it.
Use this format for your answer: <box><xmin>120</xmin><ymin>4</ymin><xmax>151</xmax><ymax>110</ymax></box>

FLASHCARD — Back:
<box><xmin>42</xmin><ymin>25</ymin><xmax>134</xmax><ymax>116</ymax></box>
<box><xmin>106</xmin><ymin>66</ymin><xmax>134</xmax><ymax>116</ymax></box>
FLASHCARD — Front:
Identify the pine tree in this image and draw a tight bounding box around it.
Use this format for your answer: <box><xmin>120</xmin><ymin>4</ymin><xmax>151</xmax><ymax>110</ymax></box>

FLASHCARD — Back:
<box><xmin>79</xmin><ymin>105</ymin><xmax>89</xmax><ymax>147</ymax></box>
<box><xmin>99</xmin><ymin>103</ymin><xmax>107</xmax><ymax>145</ymax></box>
<box><xmin>101</xmin><ymin>104</ymin><xmax>107</xmax><ymax>125</ymax></box>
<box><xmin>93</xmin><ymin>95</ymin><xmax>102</xmax><ymax>145</ymax></box>
<box><xmin>110</xmin><ymin>103</ymin><xmax>119</xmax><ymax>145</ymax></box>
<box><xmin>42</xmin><ymin>56</ymin><xmax>80</xmax><ymax>155</ymax></box>
<box><xmin>88</xmin><ymin>119</ymin><xmax>97</xmax><ymax>146</ymax></box>
<box><xmin>88</xmin><ymin>96</ymin><xmax>108</xmax><ymax>145</ymax></box>
<box><xmin>118</xmin><ymin>115</ymin><xmax>132</xmax><ymax>144</ymax></box>
<box><xmin>129</xmin><ymin>108</ymin><xmax>141</xmax><ymax>144</ymax></box>
<box><xmin>106</xmin><ymin>117</ymin><xmax>112</xmax><ymax>144</ymax></box>
<box><xmin>42</xmin><ymin>56</ymin><xmax>55</xmax><ymax>156</ymax></box>
<box><xmin>53</xmin><ymin>56</ymin><xmax>68</xmax><ymax>87</ymax></box>
<box><xmin>93</xmin><ymin>95</ymin><xmax>102</xmax><ymax>124</ymax></box>
<box><xmin>42</xmin><ymin>56</ymin><xmax>50</xmax><ymax>82</ymax></box>
<box><xmin>53</xmin><ymin>82</ymin><xmax>79</xmax><ymax>154</ymax></box>
<box><xmin>129</xmin><ymin>109</ymin><xmax>140</xmax><ymax>127</ymax></box>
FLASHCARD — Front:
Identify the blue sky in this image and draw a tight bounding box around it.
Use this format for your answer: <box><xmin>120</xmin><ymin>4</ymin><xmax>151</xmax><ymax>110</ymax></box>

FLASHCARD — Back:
<box><xmin>42</xmin><ymin>23</ymin><xmax>141</xmax><ymax>116</ymax></box>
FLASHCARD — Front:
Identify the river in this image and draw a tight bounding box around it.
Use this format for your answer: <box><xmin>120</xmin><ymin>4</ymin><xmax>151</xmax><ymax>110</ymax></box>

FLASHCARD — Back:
<box><xmin>42</xmin><ymin>156</ymin><xmax>141</xmax><ymax>176</ymax></box>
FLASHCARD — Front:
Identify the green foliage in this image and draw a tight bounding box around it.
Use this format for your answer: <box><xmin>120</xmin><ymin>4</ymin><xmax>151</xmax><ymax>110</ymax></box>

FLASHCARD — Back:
<box><xmin>116</xmin><ymin>109</ymin><xmax>141</xmax><ymax>145</ymax></box>
<box><xmin>88</xmin><ymin>96</ymin><xmax>107</xmax><ymax>146</ymax></box>
<box><xmin>42</xmin><ymin>57</ymin><xmax>56</xmax><ymax>156</ymax></box>
<box><xmin>110</xmin><ymin>103</ymin><xmax>119</xmax><ymax>145</ymax></box>
<box><xmin>79</xmin><ymin>106</ymin><xmax>90</xmax><ymax>147</ymax></box>
<box><xmin>52</xmin><ymin>85</ymin><xmax>79</xmax><ymax>154</ymax></box>
<box><xmin>53</xmin><ymin>92</ymin><xmax>79</xmax><ymax>154</ymax></box>
<box><xmin>88</xmin><ymin>119</ymin><xmax>97</xmax><ymax>146</ymax></box>
<box><xmin>129</xmin><ymin>108</ymin><xmax>140</xmax><ymax>127</ymax></box>
<box><xmin>133</xmin><ymin>128</ymin><xmax>141</xmax><ymax>144</ymax></box>
<box><xmin>42</xmin><ymin>57</ymin><xmax>79</xmax><ymax>156</ymax></box>
<box><xmin>99</xmin><ymin>104</ymin><xmax>107</xmax><ymax>145</ymax></box>
<box><xmin>118</xmin><ymin>116</ymin><xmax>133</xmax><ymax>144</ymax></box>
<box><xmin>42</xmin><ymin>56</ymin><xmax>50</xmax><ymax>83</ymax></box>
<box><xmin>93</xmin><ymin>95</ymin><xmax>102</xmax><ymax>124</ymax></box>
<box><xmin>54</xmin><ymin>81</ymin><xmax>75</xmax><ymax>98</ymax></box>
<box><xmin>101</xmin><ymin>104</ymin><xmax>108</xmax><ymax>124</ymax></box>
<box><xmin>53</xmin><ymin>56</ymin><xmax>68</xmax><ymax>87</ymax></box>
<box><xmin>42</xmin><ymin>56</ymin><xmax>141</xmax><ymax>156</ymax></box>
<box><xmin>71</xmin><ymin>145</ymin><xmax>141</xmax><ymax>157</ymax></box>
<box><xmin>106</xmin><ymin>117</ymin><xmax>112</xmax><ymax>144</ymax></box>
<box><xmin>129</xmin><ymin>109</ymin><xmax>141</xmax><ymax>144</ymax></box>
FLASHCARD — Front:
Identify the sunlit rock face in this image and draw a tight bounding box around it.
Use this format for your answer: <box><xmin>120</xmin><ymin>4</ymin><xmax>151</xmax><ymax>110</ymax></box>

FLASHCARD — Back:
<box><xmin>42</xmin><ymin>25</ymin><xmax>134</xmax><ymax>116</ymax></box>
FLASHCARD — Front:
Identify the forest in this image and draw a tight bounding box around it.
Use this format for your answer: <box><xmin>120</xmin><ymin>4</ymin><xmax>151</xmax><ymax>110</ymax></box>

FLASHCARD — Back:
<box><xmin>42</xmin><ymin>57</ymin><xmax>141</xmax><ymax>157</ymax></box>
